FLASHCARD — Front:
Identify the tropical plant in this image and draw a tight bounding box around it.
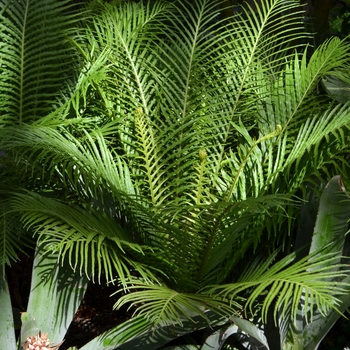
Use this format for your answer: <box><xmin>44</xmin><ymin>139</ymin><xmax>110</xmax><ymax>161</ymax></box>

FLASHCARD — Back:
<box><xmin>1</xmin><ymin>0</ymin><xmax>350</xmax><ymax>349</ymax></box>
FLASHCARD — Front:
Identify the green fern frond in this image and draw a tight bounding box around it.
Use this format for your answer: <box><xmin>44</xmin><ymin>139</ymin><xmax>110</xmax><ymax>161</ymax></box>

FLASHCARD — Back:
<box><xmin>0</xmin><ymin>200</ymin><xmax>32</xmax><ymax>276</ymax></box>
<box><xmin>134</xmin><ymin>106</ymin><xmax>167</xmax><ymax>205</ymax></box>
<box><xmin>9</xmin><ymin>191</ymin><xmax>163</xmax><ymax>285</ymax></box>
<box><xmin>1</xmin><ymin>0</ymin><xmax>350</xmax><ymax>337</ymax></box>
<box><xmin>0</xmin><ymin>0</ymin><xmax>80</xmax><ymax>124</ymax></box>
<box><xmin>85</xmin><ymin>0</ymin><xmax>171</xmax><ymax>114</ymax></box>
<box><xmin>114</xmin><ymin>279</ymin><xmax>240</xmax><ymax>328</ymax></box>
<box><xmin>0</xmin><ymin>124</ymin><xmax>137</xmax><ymax>201</ymax></box>
<box><xmin>203</xmin><ymin>250</ymin><xmax>350</xmax><ymax>324</ymax></box>
<box><xmin>193</xmin><ymin>194</ymin><xmax>292</xmax><ymax>286</ymax></box>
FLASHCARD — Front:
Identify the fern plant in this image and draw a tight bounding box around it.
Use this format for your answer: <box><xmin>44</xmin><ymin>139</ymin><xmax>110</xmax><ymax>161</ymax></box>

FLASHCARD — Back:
<box><xmin>1</xmin><ymin>0</ymin><xmax>350</xmax><ymax>349</ymax></box>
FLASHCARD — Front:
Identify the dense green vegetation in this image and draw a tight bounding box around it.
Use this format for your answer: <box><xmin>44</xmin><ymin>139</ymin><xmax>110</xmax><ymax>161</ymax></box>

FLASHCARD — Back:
<box><xmin>1</xmin><ymin>0</ymin><xmax>350</xmax><ymax>349</ymax></box>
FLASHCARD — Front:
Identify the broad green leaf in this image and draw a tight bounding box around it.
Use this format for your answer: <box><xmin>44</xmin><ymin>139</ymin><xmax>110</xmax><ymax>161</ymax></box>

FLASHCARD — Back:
<box><xmin>322</xmin><ymin>75</ymin><xmax>350</xmax><ymax>103</ymax></box>
<box><xmin>230</xmin><ymin>316</ymin><xmax>270</xmax><ymax>350</ymax></box>
<box><xmin>26</xmin><ymin>246</ymin><xmax>89</xmax><ymax>344</ymax></box>
<box><xmin>303</xmin><ymin>275</ymin><xmax>350</xmax><ymax>350</ymax></box>
<box><xmin>284</xmin><ymin>176</ymin><xmax>350</xmax><ymax>348</ymax></box>
<box><xmin>200</xmin><ymin>324</ymin><xmax>240</xmax><ymax>350</ymax></box>
<box><xmin>309</xmin><ymin>175</ymin><xmax>350</xmax><ymax>263</ymax></box>
<box><xmin>0</xmin><ymin>275</ymin><xmax>16</xmax><ymax>349</ymax></box>
<box><xmin>301</xmin><ymin>174</ymin><xmax>350</xmax><ymax>349</ymax></box>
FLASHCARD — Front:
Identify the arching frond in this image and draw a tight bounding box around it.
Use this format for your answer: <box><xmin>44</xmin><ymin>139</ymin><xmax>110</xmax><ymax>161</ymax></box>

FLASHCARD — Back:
<box><xmin>0</xmin><ymin>123</ymin><xmax>137</xmax><ymax>201</ymax></box>
<box><xmin>9</xmin><ymin>191</ymin><xmax>163</xmax><ymax>285</ymax></box>
<box><xmin>114</xmin><ymin>279</ymin><xmax>240</xmax><ymax>328</ymax></box>
<box><xmin>0</xmin><ymin>199</ymin><xmax>32</xmax><ymax>275</ymax></box>
<box><xmin>203</xmin><ymin>250</ymin><xmax>350</xmax><ymax>324</ymax></box>
<box><xmin>0</xmin><ymin>0</ymin><xmax>80</xmax><ymax>125</ymax></box>
<box><xmin>256</xmin><ymin>37</ymin><xmax>350</xmax><ymax>132</ymax></box>
<box><xmin>82</xmin><ymin>0</ymin><xmax>171</xmax><ymax>114</ymax></box>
